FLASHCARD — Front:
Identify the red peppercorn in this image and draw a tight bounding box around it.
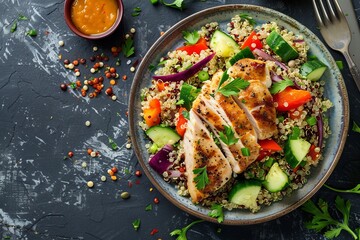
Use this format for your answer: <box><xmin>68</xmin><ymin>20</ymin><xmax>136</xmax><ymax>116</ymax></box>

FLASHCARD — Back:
<box><xmin>105</xmin><ymin>87</ymin><xmax>113</xmax><ymax>96</ymax></box>
<box><xmin>98</xmin><ymin>76</ymin><xmax>104</xmax><ymax>82</ymax></box>
<box><xmin>80</xmin><ymin>58</ymin><xmax>86</xmax><ymax>64</ymax></box>
<box><xmin>73</xmin><ymin>60</ymin><xmax>79</xmax><ymax>66</ymax></box>
<box><xmin>89</xmin><ymin>56</ymin><xmax>95</xmax><ymax>62</ymax></box>
<box><xmin>111</xmin><ymin>167</ymin><xmax>118</xmax><ymax>173</ymax></box>
<box><xmin>60</xmin><ymin>83</ymin><xmax>67</xmax><ymax>91</ymax></box>
<box><xmin>87</xmin><ymin>149</ymin><xmax>93</xmax><ymax>155</ymax></box>
<box><xmin>94</xmin><ymin>63</ymin><xmax>100</xmax><ymax>69</ymax></box>
<box><xmin>76</xmin><ymin>80</ymin><xmax>81</xmax><ymax>87</ymax></box>
<box><xmin>103</xmin><ymin>56</ymin><xmax>109</xmax><ymax>62</ymax></box>
<box><xmin>153</xmin><ymin>197</ymin><xmax>159</xmax><ymax>204</ymax></box>
<box><xmin>68</xmin><ymin>151</ymin><xmax>74</xmax><ymax>158</ymax></box>
<box><xmin>63</xmin><ymin>59</ymin><xmax>70</xmax><ymax>65</ymax></box>
<box><xmin>93</xmin><ymin>78</ymin><xmax>99</xmax><ymax>84</ymax></box>
<box><xmin>111</xmin><ymin>73</ymin><xmax>116</xmax><ymax>78</ymax></box>
<box><xmin>89</xmin><ymin>93</ymin><xmax>94</xmax><ymax>98</ymax></box>
<box><xmin>135</xmin><ymin>170</ymin><xmax>142</xmax><ymax>177</ymax></box>
<box><xmin>109</xmin><ymin>67</ymin><xmax>116</xmax><ymax>73</ymax></box>
<box><xmin>105</xmin><ymin>72</ymin><xmax>112</xmax><ymax>79</ymax></box>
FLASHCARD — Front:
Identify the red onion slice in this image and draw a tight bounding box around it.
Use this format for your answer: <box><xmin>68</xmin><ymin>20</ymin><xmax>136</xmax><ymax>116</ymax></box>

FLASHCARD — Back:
<box><xmin>253</xmin><ymin>48</ymin><xmax>288</xmax><ymax>70</ymax></box>
<box><xmin>153</xmin><ymin>53</ymin><xmax>215</xmax><ymax>82</ymax></box>
<box><xmin>316</xmin><ymin>113</ymin><xmax>323</xmax><ymax>148</ymax></box>
<box><xmin>149</xmin><ymin>144</ymin><xmax>174</xmax><ymax>175</ymax></box>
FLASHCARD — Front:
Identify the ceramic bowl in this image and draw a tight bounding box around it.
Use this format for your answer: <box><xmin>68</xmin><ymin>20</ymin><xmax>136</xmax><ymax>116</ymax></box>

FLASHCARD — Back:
<box><xmin>129</xmin><ymin>4</ymin><xmax>349</xmax><ymax>225</ymax></box>
<box><xmin>64</xmin><ymin>0</ymin><xmax>124</xmax><ymax>40</ymax></box>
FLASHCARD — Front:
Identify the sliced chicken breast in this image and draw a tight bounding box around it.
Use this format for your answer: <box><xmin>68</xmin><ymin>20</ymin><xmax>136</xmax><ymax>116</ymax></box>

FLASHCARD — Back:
<box><xmin>232</xmin><ymin>80</ymin><xmax>278</xmax><ymax>140</ymax></box>
<box><xmin>228</xmin><ymin>58</ymin><xmax>272</xmax><ymax>88</ymax></box>
<box><xmin>183</xmin><ymin>110</ymin><xmax>232</xmax><ymax>203</ymax></box>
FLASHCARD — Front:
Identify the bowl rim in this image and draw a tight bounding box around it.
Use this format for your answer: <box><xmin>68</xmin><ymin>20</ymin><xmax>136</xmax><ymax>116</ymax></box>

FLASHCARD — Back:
<box><xmin>129</xmin><ymin>4</ymin><xmax>350</xmax><ymax>225</ymax></box>
<box><xmin>64</xmin><ymin>0</ymin><xmax>124</xmax><ymax>40</ymax></box>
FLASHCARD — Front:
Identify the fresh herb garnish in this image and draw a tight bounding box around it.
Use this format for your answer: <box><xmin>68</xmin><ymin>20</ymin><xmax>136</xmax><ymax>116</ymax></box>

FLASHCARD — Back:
<box><xmin>193</xmin><ymin>166</ymin><xmax>209</xmax><ymax>190</ymax></box>
<box><xmin>132</xmin><ymin>219</ymin><xmax>141</xmax><ymax>231</ymax></box>
<box><xmin>145</xmin><ymin>204</ymin><xmax>153</xmax><ymax>211</ymax></box>
<box><xmin>217</xmin><ymin>71</ymin><xmax>229</xmax><ymax>89</ymax></box>
<box><xmin>122</xmin><ymin>38</ymin><xmax>135</xmax><ymax>57</ymax></box>
<box><xmin>160</xmin><ymin>0</ymin><xmax>185</xmax><ymax>10</ymax></box>
<box><xmin>150</xmin><ymin>0</ymin><xmax>159</xmax><ymax>4</ymax></box>
<box><xmin>69</xmin><ymin>82</ymin><xmax>76</xmax><ymax>89</ymax></box>
<box><xmin>336</xmin><ymin>60</ymin><xmax>344</xmax><ymax>70</ymax></box>
<box><xmin>26</xmin><ymin>29</ymin><xmax>37</xmax><ymax>36</ymax></box>
<box><xmin>10</xmin><ymin>21</ymin><xmax>17</xmax><ymax>33</ymax></box>
<box><xmin>108</xmin><ymin>138</ymin><xmax>118</xmax><ymax>150</ymax></box>
<box><xmin>219</xmin><ymin>125</ymin><xmax>239</xmax><ymax>145</ymax></box>
<box><xmin>149</xmin><ymin>64</ymin><xmax>156</xmax><ymax>71</ymax></box>
<box><xmin>290</xmin><ymin>126</ymin><xmax>300</xmax><ymax>139</ymax></box>
<box><xmin>302</xmin><ymin>196</ymin><xmax>358</xmax><ymax>239</ymax></box>
<box><xmin>352</xmin><ymin>121</ymin><xmax>360</xmax><ymax>133</ymax></box>
<box><xmin>241</xmin><ymin>147</ymin><xmax>250</xmax><ymax>156</ymax></box>
<box><xmin>18</xmin><ymin>14</ymin><xmax>28</xmax><ymax>20</ymax></box>
<box><xmin>132</xmin><ymin>7</ymin><xmax>142</xmax><ymax>17</ymax></box>
<box><xmin>182</xmin><ymin>30</ymin><xmax>200</xmax><ymax>45</ymax></box>
<box><xmin>176</xmin><ymin>99</ymin><xmax>185</xmax><ymax>105</ymax></box>
<box><xmin>208</xmin><ymin>204</ymin><xmax>224</xmax><ymax>223</ymax></box>
<box><xmin>269</xmin><ymin>78</ymin><xmax>294</xmax><ymax>95</ymax></box>
<box><xmin>170</xmin><ymin>219</ymin><xmax>204</xmax><ymax>240</ymax></box>
<box><xmin>218</xmin><ymin>78</ymin><xmax>250</xmax><ymax>97</ymax></box>
<box><xmin>182</xmin><ymin>109</ymin><xmax>190</xmax><ymax>120</ymax></box>
<box><xmin>324</xmin><ymin>184</ymin><xmax>360</xmax><ymax>194</ymax></box>
<box><xmin>158</xmin><ymin>59</ymin><xmax>168</xmax><ymax>66</ymax></box>
<box><xmin>239</xmin><ymin>13</ymin><xmax>256</xmax><ymax>25</ymax></box>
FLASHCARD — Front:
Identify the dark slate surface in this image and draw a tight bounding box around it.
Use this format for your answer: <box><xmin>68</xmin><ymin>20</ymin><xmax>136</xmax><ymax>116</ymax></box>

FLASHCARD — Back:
<box><xmin>0</xmin><ymin>0</ymin><xmax>360</xmax><ymax>239</ymax></box>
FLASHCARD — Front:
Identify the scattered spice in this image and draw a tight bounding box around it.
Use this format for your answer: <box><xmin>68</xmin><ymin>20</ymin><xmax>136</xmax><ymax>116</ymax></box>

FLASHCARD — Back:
<box><xmin>58</xmin><ymin>40</ymin><xmax>64</xmax><ymax>47</ymax></box>
<box><xmin>111</xmin><ymin>175</ymin><xmax>117</xmax><ymax>181</ymax></box>
<box><xmin>60</xmin><ymin>83</ymin><xmax>67</xmax><ymax>91</ymax></box>
<box><xmin>111</xmin><ymin>167</ymin><xmax>118</xmax><ymax>173</ymax></box>
<box><xmin>85</xmin><ymin>120</ymin><xmax>91</xmax><ymax>127</ymax></box>
<box><xmin>81</xmin><ymin>162</ymin><xmax>87</xmax><ymax>168</ymax></box>
<box><xmin>153</xmin><ymin>197</ymin><xmax>160</xmax><ymax>204</ymax></box>
<box><xmin>68</xmin><ymin>151</ymin><xmax>74</xmax><ymax>158</ymax></box>
<box><xmin>150</xmin><ymin>228</ymin><xmax>159</xmax><ymax>235</ymax></box>
<box><xmin>100</xmin><ymin>176</ymin><xmax>107</xmax><ymax>182</ymax></box>
<box><xmin>135</xmin><ymin>170</ymin><xmax>142</xmax><ymax>177</ymax></box>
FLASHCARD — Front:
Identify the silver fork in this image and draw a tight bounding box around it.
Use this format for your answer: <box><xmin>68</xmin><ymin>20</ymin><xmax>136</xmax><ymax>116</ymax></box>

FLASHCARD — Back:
<box><xmin>313</xmin><ymin>0</ymin><xmax>360</xmax><ymax>92</ymax></box>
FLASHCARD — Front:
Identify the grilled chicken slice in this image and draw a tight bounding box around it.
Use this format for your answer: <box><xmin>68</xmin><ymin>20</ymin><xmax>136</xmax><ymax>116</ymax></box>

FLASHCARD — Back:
<box><xmin>228</xmin><ymin>58</ymin><xmax>271</xmax><ymax>88</ymax></box>
<box><xmin>232</xmin><ymin>80</ymin><xmax>277</xmax><ymax>140</ymax></box>
<box><xmin>183</xmin><ymin>110</ymin><xmax>232</xmax><ymax>203</ymax></box>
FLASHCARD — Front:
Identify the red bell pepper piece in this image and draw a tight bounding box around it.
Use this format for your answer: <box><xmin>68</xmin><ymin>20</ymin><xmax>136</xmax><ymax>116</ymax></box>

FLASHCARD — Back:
<box><xmin>241</xmin><ymin>31</ymin><xmax>263</xmax><ymax>51</ymax></box>
<box><xmin>273</xmin><ymin>87</ymin><xmax>312</xmax><ymax>112</ymax></box>
<box><xmin>257</xmin><ymin>139</ymin><xmax>282</xmax><ymax>160</ymax></box>
<box><xmin>307</xmin><ymin>144</ymin><xmax>320</xmax><ymax>162</ymax></box>
<box><xmin>176</xmin><ymin>107</ymin><xmax>188</xmax><ymax>137</ymax></box>
<box><xmin>143</xmin><ymin>99</ymin><xmax>161</xmax><ymax>127</ymax></box>
<box><xmin>176</xmin><ymin>37</ymin><xmax>208</xmax><ymax>55</ymax></box>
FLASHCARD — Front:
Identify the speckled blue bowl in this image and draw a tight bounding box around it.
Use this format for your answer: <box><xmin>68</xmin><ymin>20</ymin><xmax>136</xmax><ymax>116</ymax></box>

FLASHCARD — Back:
<box><xmin>129</xmin><ymin>5</ymin><xmax>349</xmax><ymax>225</ymax></box>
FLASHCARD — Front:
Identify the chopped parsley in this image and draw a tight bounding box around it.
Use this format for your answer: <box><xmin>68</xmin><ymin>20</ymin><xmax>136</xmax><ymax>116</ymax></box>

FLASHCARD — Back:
<box><xmin>18</xmin><ymin>14</ymin><xmax>28</xmax><ymax>20</ymax></box>
<box><xmin>269</xmin><ymin>78</ymin><xmax>294</xmax><ymax>95</ymax></box>
<box><xmin>352</xmin><ymin>121</ymin><xmax>360</xmax><ymax>133</ymax></box>
<box><xmin>182</xmin><ymin>109</ymin><xmax>190</xmax><ymax>120</ymax></box>
<box><xmin>10</xmin><ymin>21</ymin><xmax>17</xmax><ymax>33</ymax></box>
<box><xmin>239</xmin><ymin>13</ymin><xmax>256</xmax><ymax>26</ymax></box>
<box><xmin>208</xmin><ymin>204</ymin><xmax>224</xmax><ymax>223</ymax></box>
<box><xmin>217</xmin><ymin>70</ymin><xmax>229</xmax><ymax>89</ymax></box>
<box><xmin>218</xmin><ymin>78</ymin><xmax>250</xmax><ymax>97</ymax></box>
<box><xmin>176</xmin><ymin>99</ymin><xmax>185</xmax><ymax>105</ymax></box>
<box><xmin>145</xmin><ymin>204</ymin><xmax>153</xmax><ymax>211</ymax></box>
<box><xmin>182</xmin><ymin>30</ymin><xmax>200</xmax><ymax>45</ymax></box>
<box><xmin>122</xmin><ymin>38</ymin><xmax>135</xmax><ymax>57</ymax></box>
<box><xmin>26</xmin><ymin>29</ymin><xmax>37</xmax><ymax>37</ymax></box>
<box><xmin>193</xmin><ymin>166</ymin><xmax>209</xmax><ymax>190</ymax></box>
<box><xmin>132</xmin><ymin>219</ymin><xmax>141</xmax><ymax>231</ymax></box>
<box><xmin>336</xmin><ymin>60</ymin><xmax>344</xmax><ymax>70</ymax></box>
<box><xmin>219</xmin><ymin>125</ymin><xmax>238</xmax><ymax>145</ymax></box>
<box><xmin>108</xmin><ymin>138</ymin><xmax>118</xmax><ymax>150</ymax></box>
<box><xmin>160</xmin><ymin>0</ymin><xmax>185</xmax><ymax>10</ymax></box>
<box><xmin>241</xmin><ymin>147</ymin><xmax>250</xmax><ymax>156</ymax></box>
<box><xmin>132</xmin><ymin>7</ymin><xmax>142</xmax><ymax>17</ymax></box>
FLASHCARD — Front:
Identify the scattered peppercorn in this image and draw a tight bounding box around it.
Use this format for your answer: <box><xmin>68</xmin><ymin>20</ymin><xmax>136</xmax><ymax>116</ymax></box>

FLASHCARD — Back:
<box><xmin>87</xmin><ymin>148</ymin><xmax>93</xmax><ymax>155</ymax></box>
<box><xmin>68</xmin><ymin>151</ymin><xmax>74</xmax><ymax>158</ymax></box>
<box><xmin>105</xmin><ymin>87</ymin><xmax>113</xmax><ymax>96</ymax></box>
<box><xmin>135</xmin><ymin>170</ymin><xmax>142</xmax><ymax>177</ymax></box>
<box><xmin>153</xmin><ymin>197</ymin><xmax>159</xmax><ymax>204</ymax></box>
<box><xmin>63</xmin><ymin>59</ymin><xmax>70</xmax><ymax>65</ymax></box>
<box><xmin>87</xmin><ymin>181</ymin><xmax>94</xmax><ymax>188</ymax></box>
<box><xmin>121</xmin><ymin>191</ymin><xmax>130</xmax><ymax>199</ymax></box>
<box><xmin>85</xmin><ymin>120</ymin><xmax>91</xmax><ymax>127</ymax></box>
<box><xmin>60</xmin><ymin>83</ymin><xmax>67</xmax><ymax>91</ymax></box>
<box><xmin>111</xmin><ymin>175</ymin><xmax>117</xmax><ymax>181</ymax></box>
<box><xmin>111</xmin><ymin>167</ymin><xmax>118</xmax><ymax>173</ymax></box>
<box><xmin>80</xmin><ymin>58</ymin><xmax>86</xmax><ymax>64</ymax></box>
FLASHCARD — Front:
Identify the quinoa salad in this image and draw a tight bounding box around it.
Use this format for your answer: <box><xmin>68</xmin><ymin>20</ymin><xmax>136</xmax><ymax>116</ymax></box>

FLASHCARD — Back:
<box><xmin>139</xmin><ymin>14</ymin><xmax>332</xmax><ymax>216</ymax></box>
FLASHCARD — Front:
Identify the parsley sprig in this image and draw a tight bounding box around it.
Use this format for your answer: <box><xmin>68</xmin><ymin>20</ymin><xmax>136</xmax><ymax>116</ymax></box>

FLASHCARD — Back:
<box><xmin>218</xmin><ymin>78</ymin><xmax>250</xmax><ymax>97</ymax></box>
<box><xmin>132</xmin><ymin>218</ymin><xmax>141</xmax><ymax>231</ymax></box>
<box><xmin>302</xmin><ymin>196</ymin><xmax>358</xmax><ymax>239</ymax></box>
<box><xmin>324</xmin><ymin>184</ymin><xmax>360</xmax><ymax>194</ymax></box>
<box><xmin>170</xmin><ymin>219</ymin><xmax>204</xmax><ymax>240</ymax></box>
<box><xmin>193</xmin><ymin>166</ymin><xmax>209</xmax><ymax>190</ymax></box>
<box><xmin>352</xmin><ymin>121</ymin><xmax>360</xmax><ymax>133</ymax></box>
<box><xmin>182</xmin><ymin>30</ymin><xmax>200</xmax><ymax>45</ymax></box>
<box><xmin>208</xmin><ymin>204</ymin><xmax>224</xmax><ymax>223</ymax></box>
<box><xmin>122</xmin><ymin>38</ymin><xmax>135</xmax><ymax>57</ymax></box>
<box><xmin>269</xmin><ymin>78</ymin><xmax>294</xmax><ymax>94</ymax></box>
<box><xmin>219</xmin><ymin>125</ymin><xmax>239</xmax><ymax>145</ymax></box>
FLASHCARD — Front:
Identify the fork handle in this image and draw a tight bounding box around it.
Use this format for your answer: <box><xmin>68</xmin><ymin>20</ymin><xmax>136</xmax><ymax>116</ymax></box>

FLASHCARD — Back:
<box><xmin>343</xmin><ymin>50</ymin><xmax>360</xmax><ymax>92</ymax></box>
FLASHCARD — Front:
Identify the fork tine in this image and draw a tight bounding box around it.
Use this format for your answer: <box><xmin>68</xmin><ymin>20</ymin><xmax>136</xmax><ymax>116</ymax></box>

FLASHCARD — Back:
<box><xmin>312</xmin><ymin>0</ymin><xmax>324</xmax><ymax>26</ymax></box>
<box><xmin>318</xmin><ymin>0</ymin><xmax>331</xmax><ymax>25</ymax></box>
<box><xmin>333</xmin><ymin>0</ymin><xmax>346</xmax><ymax>20</ymax></box>
<box><xmin>326</xmin><ymin>0</ymin><xmax>337</xmax><ymax>22</ymax></box>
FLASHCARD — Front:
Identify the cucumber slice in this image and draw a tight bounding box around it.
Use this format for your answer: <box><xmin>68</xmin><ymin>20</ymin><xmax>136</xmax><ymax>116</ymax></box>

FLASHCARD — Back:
<box><xmin>300</xmin><ymin>60</ymin><xmax>327</xmax><ymax>81</ymax></box>
<box><xmin>229</xmin><ymin>47</ymin><xmax>255</xmax><ymax>65</ymax></box>
<box><xmin>266</xmin><ymin>30</ymin><xmax>299</xmax><ymax>62</ymax></box>
<box><xmin>179</xmin><ymin>83</ymin><xmax>200</xmax><ymax>110</ymax></box>
<box><xmin>145</xmin><ymin>125</ymin><xmax>180</xmax><ymax>147</ymax></box>
<box><xmin>228</xmin><ymin>180</ymin><xmax>261</xmax><ymax>209</ymax></box>
<box><xmin>263</xmin><ymin>162</ymin><xmax>289</xmax><ymax>192</ymax></box>
<box><xmin>210</xmin><ymin>30</ymin><xmax>240</xmax><ymax>58</ymax></box>
<box><xmin>285</xmin><ymin>138</ymin><xmax>311</xmax><ymax>168</ymax></box>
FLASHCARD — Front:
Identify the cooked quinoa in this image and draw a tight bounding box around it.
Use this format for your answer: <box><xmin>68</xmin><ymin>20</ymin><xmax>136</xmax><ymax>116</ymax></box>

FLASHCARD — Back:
<box><xmin>140</xmin><ymin>14</ymin><xmax>332</xmax><ymax>213</ymax></box>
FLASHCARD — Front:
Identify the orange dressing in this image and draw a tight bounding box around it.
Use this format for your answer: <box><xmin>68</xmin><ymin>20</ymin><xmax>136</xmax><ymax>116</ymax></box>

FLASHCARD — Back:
<box><xmin>71</xmin><ymin>0</ymin><xmax>118</xmax><ymax>35</ymax></box>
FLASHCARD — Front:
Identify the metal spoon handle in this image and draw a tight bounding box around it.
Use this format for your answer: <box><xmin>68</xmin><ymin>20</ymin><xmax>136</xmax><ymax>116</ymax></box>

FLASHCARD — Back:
<box><xmin>343</xmin><ymin>50</ymin><xmax>360</xmax><ymax>92</ymax></box>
